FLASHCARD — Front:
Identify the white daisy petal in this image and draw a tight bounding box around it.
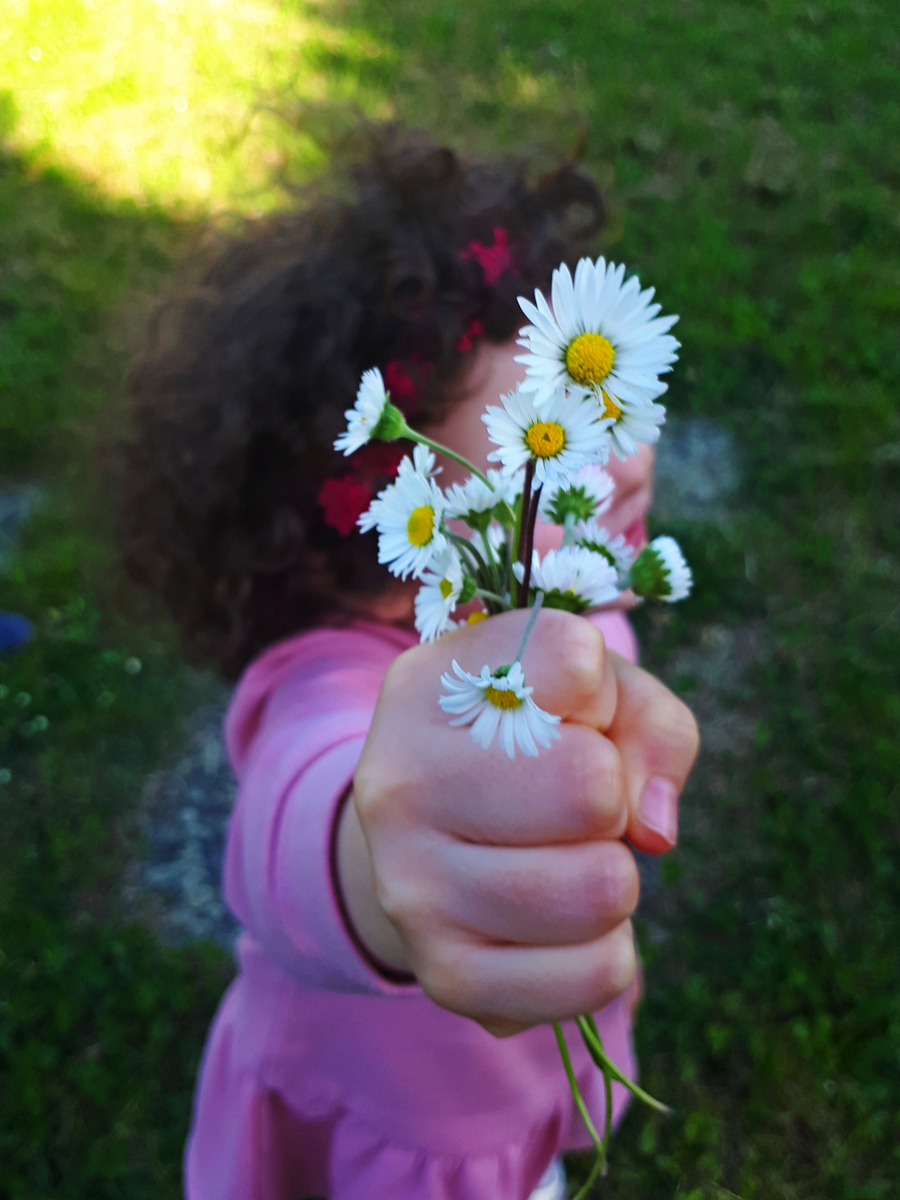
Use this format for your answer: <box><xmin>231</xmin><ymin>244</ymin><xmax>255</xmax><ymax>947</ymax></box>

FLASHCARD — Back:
<box><xmin>414</xmin><ymin>547</ymin><xmax>465</xmax><ymax>642</ymax></box>
<box><xmin>595</xmin><ymin>392</ymin><xmax>667</xmax><ymax>462</ymax></box>
<box><xmin>483</xmin><ymin>384</ymin><xmax>610</xmax><ymax>484</ymax></box>
<box><xmin>516</xmin><ymin>257</ymin><xmax>679</xmax><ymax>414</ymax></box>
<box><xmin>334</xmin><ymin>367</ymin><xmax>392</xmax><ymax>455</ymax></box>
<box><xmin>443</xmin><ymin>469</ymin><xmax>520</xmax><ymax>523</ymax></box>
<box><xmin>438</xmin><ymin>660</ymin><xmax>561</xmax><ymax>759</ymax></box>
<box><xmin>539</xmin><ymin>465</ymin><xmax>615</xmax><ymax>525</ymax></box>
<box><xmin>571</xmin><ymin>520</ymin><xmax>635</xmax><ymax>579</ymax></box>
<box><xmin>360</xmin><ymin>455</ymin><xmax>447</xmax><ymax>579</ymax></box>
<box><xmin>631</xmin><ymin>536</ymin><xmax>693</xmax><ymax>602</ymax></box>
<box><xmin>513</xmin><ymin>545</ymin><xmax>620</xmax><ymax>612</ymax></box>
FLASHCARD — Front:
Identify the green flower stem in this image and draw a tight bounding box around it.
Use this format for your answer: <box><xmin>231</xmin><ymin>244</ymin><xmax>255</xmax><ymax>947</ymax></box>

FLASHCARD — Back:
<box><xmin>445</xmin><ymin>531</ymin><xmax>486</xmax><ymax>578</ymax></box>
<box><xmin>553</xmin><ymin>1021</ymin><xmax>607</xmax><ymax>1199</ymax></box>
<box><xmin>515</xmin><ymin>460</ymin><xmax>535</xmax><ymax>607</ymax></box>
<box><xmin>474</xmin><ymin>588</ymin><xmax>513</xmax><ymax>611</ymax></box>
<box><xmin>562</xmin><ymin>512</ymin><xmax>577</xmax><ymax>548</ymax></box>
<box><xmin>602</xmin><ymin>1050</ymin><xmax>614</xmax><ymax>1152</ymax></box>
<box><xmin>519</xmin><ymin>481</ymin><xmax>543</xmax><ymax>602</ymax></box>
<box><xmin>402</xmin><ymin>427</ymin><xmax>490</xmax><ymax>486</ymax></box>
<box><xmin>510</xmin><ymin>492</ymin><xmax>524</xmax><ymax>606</ymax></box>
<box><xmin>514</xmin><ymin>589</ymin><xmax>544</xmax><ymax>663</ymax></box>
<box><xmin>479</xmin><ymin>530</ymin><xmax>502</xmax><ymax>595</ymax></box>
<box><xmin>576</xmin><ymin>1015</ymin><xmax>671</xmax><ymax>1114</ymax></box>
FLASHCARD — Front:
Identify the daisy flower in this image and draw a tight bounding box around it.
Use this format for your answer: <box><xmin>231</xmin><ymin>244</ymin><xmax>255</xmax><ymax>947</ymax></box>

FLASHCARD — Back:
<box><xmin>482</xmin><ymin>385</ymin><xmax>608</xmax><ymax>486</ymax></box>
<box><xmin>539</xmin><ymin>465</ymin><xmax>614</xmax><ymax>525</ymax></box>
<box><xmin>444</xmin><ymin>469</ymin><xmax>521</xmax><ymax>531</ymax></box>
<box><xmin>600</xmin><ymin>390</ymin><xmax>667</xmax><ymax>462</ymax></box>
<box><xmin>406</xmin><ymin>443</ymin><xmax>441</xmax><ymax>479</ymax></box>
<box><xmin>414</xmin><ymin>547</ymin><xmax>477</xmax><ymax>642</ymax></box>
<box><xmin>438</xmin><ymin>660</ymin><xmax>561</xmax><ymax>759</ymax></box>
<box><xmin>571</xmin><ymin>520</ymin><xmax>635</xmax><ymax>578</ymax></box>
<box><xmin>630</xmin><ymin>536</ymin><xmax>693</xmax><ymax>602</ymax></box>
<box><xmin>515</xmin><ymin>257</ymin><xmax>680</xmax><ymax>412</ymax></box>
<box><xmin>359</xmin><ymin>451</ymin><xmax>447</xmax><ymax>579</ymax></box>
<box><xmin>513</xmin><ymin>546</ymin><xmax>620</xmax><ymax>613</ymax></box>
<box><xmin>334</xmin><ymin>367</ymin><xmax>406</xmax><ymax>455</ymax></box>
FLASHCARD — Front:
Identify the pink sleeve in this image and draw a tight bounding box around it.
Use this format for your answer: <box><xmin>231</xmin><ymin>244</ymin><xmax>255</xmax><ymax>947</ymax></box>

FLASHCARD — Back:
<box><xmin>587</xmin><ymin>609</ymin><xmax>639</xmax><ymax>665</ymax></box>
<box><xmin>222</xmin><ymin>628</ymin><xmax>420</xmax><ymax>997</ymax></box>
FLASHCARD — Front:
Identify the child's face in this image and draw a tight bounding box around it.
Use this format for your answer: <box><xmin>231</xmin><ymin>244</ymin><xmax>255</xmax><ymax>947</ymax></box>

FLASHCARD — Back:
<box><xmin>420</xmin><ymin>339</ymin><xmax>655</xmax><ymax>556</ymax></box>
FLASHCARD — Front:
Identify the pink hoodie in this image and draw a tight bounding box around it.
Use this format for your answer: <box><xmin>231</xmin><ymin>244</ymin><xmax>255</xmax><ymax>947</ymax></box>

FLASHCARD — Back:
<box><xmin>185</xmin><ymin>613</ymin><xmax>640</xmax><ymax>1200</ymax></box>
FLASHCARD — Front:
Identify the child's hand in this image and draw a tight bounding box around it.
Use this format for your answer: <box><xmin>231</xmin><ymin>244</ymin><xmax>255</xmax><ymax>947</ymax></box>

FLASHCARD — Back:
<box><xmin>338</xmin><ymin>608</ymin><xmax>698</xmax><ymax>1037</ymax></box>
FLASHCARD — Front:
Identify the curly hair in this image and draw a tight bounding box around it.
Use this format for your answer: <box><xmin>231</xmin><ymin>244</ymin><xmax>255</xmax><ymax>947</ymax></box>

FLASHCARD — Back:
<box><xmin>117</xmin><ymin>127</ymin><xmax>606</xmax><ymax>678</ymax></box>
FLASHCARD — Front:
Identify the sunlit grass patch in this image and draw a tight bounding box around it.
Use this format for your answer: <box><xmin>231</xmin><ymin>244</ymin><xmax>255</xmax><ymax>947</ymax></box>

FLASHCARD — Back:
<box><xmin>0</xmin><ymin>0</ymin><xmax>393</xmax><ymax>212</ymax></box>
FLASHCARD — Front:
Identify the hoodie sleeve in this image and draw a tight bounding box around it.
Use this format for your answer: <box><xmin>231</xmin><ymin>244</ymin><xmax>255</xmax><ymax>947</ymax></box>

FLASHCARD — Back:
<box><xmin>222</xmin><ymin>626</ymin><xmax>420</xmax><ymax>996</ymax></box>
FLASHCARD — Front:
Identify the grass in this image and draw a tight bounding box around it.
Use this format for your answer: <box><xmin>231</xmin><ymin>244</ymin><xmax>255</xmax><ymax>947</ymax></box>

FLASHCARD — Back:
<box><xmin>1</xmin><ymin>0</ymin><xmax>899</xmax><ymax>1195</ymax></box>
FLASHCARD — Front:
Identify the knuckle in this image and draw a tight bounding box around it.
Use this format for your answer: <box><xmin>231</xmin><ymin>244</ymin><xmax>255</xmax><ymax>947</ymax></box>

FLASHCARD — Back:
<box><xmin>563</xmin><ymin>729</ymin><xmax>624</xmax><ymax>830</ymax></box>
<box><xmin>585</xmin><ymin>844</ymin><xmax>640</xmax><ymax>923</ymax></box>
<box><xmin>594</xmin><ymin>921</ymin><xmax>637</xmax><ymax>1004</ymax></box>
<box><xmin>555</xmin><ymin>616</ymin><xmax>605</xmax><ymax>699</ymax></box>
<box><xmin>420</xmin><ymin>947</ymin><xmax>480</xmax><ymax>1014</ymax></box>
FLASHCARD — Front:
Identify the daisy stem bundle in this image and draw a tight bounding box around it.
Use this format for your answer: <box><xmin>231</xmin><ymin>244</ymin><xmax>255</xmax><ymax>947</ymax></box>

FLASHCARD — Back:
<box><xmin>514</xmin><ymin>589</ymin><xmax>545</xmax><ymax>663</ymax></box>
<box><xmin>474</xmin><ymin>588</ymin><xmax>512</xmax><ymax>610</ymax></box>
<box><xmin>576</xmin><ymin>1014</ymin><xmax>671</xmax><ymax>1115</ymax></box>
<box><xmin>553</xmin><ymin>1021</ymin><xmax>607</xmax><ymax>1199</ymax></box>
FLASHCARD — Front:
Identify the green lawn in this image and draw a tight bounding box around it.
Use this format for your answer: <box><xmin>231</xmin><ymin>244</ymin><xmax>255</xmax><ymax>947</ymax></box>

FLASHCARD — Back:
<box><xmin>1</xmin><ymin>1</ymin><xmax>899</xmax><ymax>1196</ymax></box>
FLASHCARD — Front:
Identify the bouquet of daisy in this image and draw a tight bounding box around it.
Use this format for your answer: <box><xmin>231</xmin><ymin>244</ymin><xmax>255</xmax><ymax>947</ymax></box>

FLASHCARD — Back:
<box><xmin>335</xmin><ymin>256</ymin><xmax>691</xmax><ymax>1195</ymax></box>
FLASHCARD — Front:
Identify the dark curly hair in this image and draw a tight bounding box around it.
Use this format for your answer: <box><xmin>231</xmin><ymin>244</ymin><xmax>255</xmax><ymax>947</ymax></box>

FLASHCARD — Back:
<box><xmin>117</xmin><ymin>127</ymin><xmax>606</xmax><ymax>678</ymax></box>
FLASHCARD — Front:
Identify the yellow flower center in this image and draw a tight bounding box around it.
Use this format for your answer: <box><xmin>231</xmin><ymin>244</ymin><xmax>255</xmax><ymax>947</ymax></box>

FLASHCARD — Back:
<box><xmin>600</xmin><ymin>391</ymin><xmax>622</xmax><ymax>421</ymax></box>
<box><xmin>439</xmin><ymin>577</ymin><xmax>454</xmax><ymax>599</ymax></box>
<box><xmin>484</xmin><ymin>685</ymin><xmax>522</xmax><ymax>710</ymax></box>
<box><xmin>407</xmin><ymin>506</ymin><xmax>435</xmax><ymax>547</ymax></box>
<box><xmin>466</xmin><ymin>611</ymin><xmax>488</xmax><ymax>624</ymax></box>
<box><xmin>525</xmin><ymin>421</ymin><xmax>566</xmax><ymax>459</ymax></box>
<box><xmin>565</xmin><ymin>332</ymin><xmax>615</xmax><ymax>385</ymax></box>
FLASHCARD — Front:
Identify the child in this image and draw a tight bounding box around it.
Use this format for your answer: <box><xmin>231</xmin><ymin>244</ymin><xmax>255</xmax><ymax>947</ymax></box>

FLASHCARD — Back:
<box><xmin>119</xmin><ymin>128</ymin><xmax>698</xmax><ymax>1200</ymax></box>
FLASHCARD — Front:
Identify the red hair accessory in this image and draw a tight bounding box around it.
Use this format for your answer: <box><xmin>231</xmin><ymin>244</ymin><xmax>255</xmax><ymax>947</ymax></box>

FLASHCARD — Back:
<box><xmin>459</xmin><ymin>226</ymin><xmax>513</xmax><ymax>286</ymax></box>
<box><xmin>382</xmin><ymin>360</ymin><xmax>418</xmax><ymax>414</ymax></box>
<box><xmin>317</xmin><ymin>475</ymin><xmax>373</xmax><ymax>537</ymax></box>
<box><xmin>455</xmin><ymin>318</ymin><xmax>485</xmax><ymax>354</ymax></box>
<box><xmin>350</xmin><ymin>442</ymin><xmax>405</xmax><ymax>481</ymax></box>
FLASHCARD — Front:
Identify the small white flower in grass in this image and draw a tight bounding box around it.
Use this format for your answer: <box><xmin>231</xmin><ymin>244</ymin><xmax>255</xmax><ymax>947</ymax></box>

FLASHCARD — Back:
<box><xmin>334</xmin><ymin>367</ymin><xmax>406</xmax><ymax>455</ymax></box>
<box><xmin>572</xmin><ymin>519</ymin><xmax>635</xmax><ymax>578</ymax></box>
<box><xmin>415</xmin><ymin>547</ymin><xmax>475</xmax><ymax>642</ymax></box>
<box><xmin>483</xmin><ymin>384</ymin><xmax>608</xmax><ymax>485</ymax></box>
<box><xmin>515</xmin><ymin>257</ymin><xmax>680</xmax><ymax>411</ymax></box>
<box><xmin>439</xmin><ymin>660</ymin><xmax>561</xmax><ymax>759</ymax></box>
<box><xmin>444</xmin><ymin>469</ymin><xmax>521</xmax><ymax>531</ymax></box>
<box><xmin>631</xmin><ymin>536</ymin><xmax>693</xmax><ymax>602</ymax></box>
<box><xmin>513</xmin><ymin>546</ymin><xmax>620</xmax><ymax>613</ymax></box>
<box><xmin>539</xmin><ymin>465</ymin><xmax>614</xmax><ymax>525</ymax></box>
<box><xmin>359</xmin><ymin>452</ymin><xmax>447</xmax><ymax>579</ymax></box>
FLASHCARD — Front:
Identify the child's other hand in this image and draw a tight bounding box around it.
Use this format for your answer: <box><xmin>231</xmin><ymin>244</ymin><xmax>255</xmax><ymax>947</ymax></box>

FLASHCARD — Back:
<box><xmin>339</xmin><ymin>608</ymin><xmax>698</xmax><ymax>1037</ymax></box>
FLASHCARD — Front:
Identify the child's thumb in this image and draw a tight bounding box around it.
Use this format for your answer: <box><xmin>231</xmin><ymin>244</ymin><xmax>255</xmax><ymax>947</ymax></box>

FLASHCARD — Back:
<box><xmin>604</xmin><ymin>652</ymin><xmax>700</xmax><ymax>856</ymax></box>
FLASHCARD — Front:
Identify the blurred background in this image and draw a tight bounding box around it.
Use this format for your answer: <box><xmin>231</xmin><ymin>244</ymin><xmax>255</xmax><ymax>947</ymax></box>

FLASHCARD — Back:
<box><xmin>0</xmin><ymin>1</ymin><xmax>898</xmax><ymax>1196</ymax></box>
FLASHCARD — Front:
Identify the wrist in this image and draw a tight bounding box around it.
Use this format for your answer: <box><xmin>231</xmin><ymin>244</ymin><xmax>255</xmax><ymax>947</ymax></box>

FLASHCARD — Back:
<box><xmin>332</xmin><ymin>787</ymin><xmax>414</xmax><ymax>980</ymax></box>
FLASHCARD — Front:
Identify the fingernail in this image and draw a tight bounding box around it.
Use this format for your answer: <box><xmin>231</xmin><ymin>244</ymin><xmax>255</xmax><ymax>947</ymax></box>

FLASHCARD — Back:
<box><xmin>638</xmin><ymin>777</ymin><xmax>678</xmax><ymax>846</ymax></box>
